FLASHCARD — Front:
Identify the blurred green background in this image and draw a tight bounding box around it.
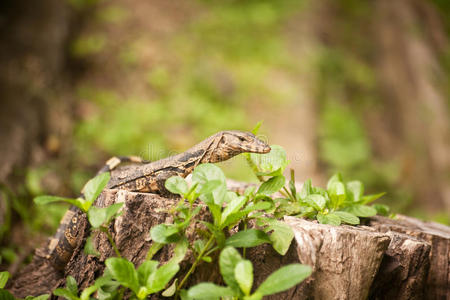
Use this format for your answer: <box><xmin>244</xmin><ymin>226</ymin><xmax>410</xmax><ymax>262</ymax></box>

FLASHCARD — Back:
<box><xmin>0</xmin><ymin>0</ymin><xmax>449</xmax><ymax>271</ymax></box>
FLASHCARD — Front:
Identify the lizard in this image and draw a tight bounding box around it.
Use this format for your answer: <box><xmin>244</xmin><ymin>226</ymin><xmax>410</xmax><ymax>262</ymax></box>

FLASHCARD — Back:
<box><xmin>45</xmin><ymin>130</ymin><xmax>270</xmax><ymax>270</ymax></box>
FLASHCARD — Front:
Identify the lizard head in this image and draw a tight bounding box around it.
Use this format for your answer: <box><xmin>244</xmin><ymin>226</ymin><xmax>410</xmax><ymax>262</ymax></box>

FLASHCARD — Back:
<box><xmin>206</xmin><ymin>130</ymin><xmax>271</xmax><ymax>162</ymax></box>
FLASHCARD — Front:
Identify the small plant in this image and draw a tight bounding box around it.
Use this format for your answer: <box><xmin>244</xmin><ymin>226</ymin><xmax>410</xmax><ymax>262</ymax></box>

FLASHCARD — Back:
<box><xmin>186</xmin><ymin>246</ymin><xmax>311</xmax><ymax>300</ymax></box>
<box><xmin>34</xmin><ymin>172</ymin><xmax>126</xmax><ymax>257</ymax></box>
<box><xmin>34</xmin><ymin>172</ymin><xmax>111</xmax><ymax>213</ymax></box>
<box><xmin>244</xmin><ymin>125</ymin><xmax>387</xmax><ymax>226</ymax></box>
<box><xmin>31</xmin><ymin>126</ymin><xmax>389</xmax><ymax>300</ymax></box>
<box><xmin>273</xmin><ymin>171</ymin><xmax>388</xmax><ymax>226</ymax></box>
<box><xmin>35</xmin><ymin>172</ymin><xmax>184</xmax><ymax>300</ymax></box>
<box><xmin>156</xmin><ymin>162</ymin><xmax>296</xmax><ymax>296</ymax></box>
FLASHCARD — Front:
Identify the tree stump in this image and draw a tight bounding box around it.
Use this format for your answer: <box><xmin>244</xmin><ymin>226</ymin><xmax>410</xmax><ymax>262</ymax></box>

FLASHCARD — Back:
<box><xmin>283</xmin><ymin>217</ymin><xmax>391</xmax><ymax>300</ymax></box>
<box><xmin>9</xmin><ymin>190</ymin><xmax>450</xmax><ymax>300</ymax></box>
<box><xmin>369</xmin><ymin>215</ymin><xmax>450</xmax><ymax>299</ymax></box>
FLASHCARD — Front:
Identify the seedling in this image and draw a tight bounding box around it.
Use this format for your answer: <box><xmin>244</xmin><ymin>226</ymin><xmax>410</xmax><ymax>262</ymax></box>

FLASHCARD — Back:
<box><xmin>186</xmin><ymin>246</ymin><xmax>312</xmax><ymax>300</ymax></box>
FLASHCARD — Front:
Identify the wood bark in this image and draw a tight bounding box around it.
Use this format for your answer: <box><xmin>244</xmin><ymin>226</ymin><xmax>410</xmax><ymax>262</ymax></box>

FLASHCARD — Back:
<box><xmin>283</xmin><ymin>217</ymin><xmax>391</xmax><ymax>300</ymax></box>
<box><xmin>9</xmin><ymin>190</ymin><xmax>450</xmax><ymax>299</ymax></box>
<box><xmin>369</xmin><ymin>215</ymin><xmax>450</xmax><ymax>299</ymax></box>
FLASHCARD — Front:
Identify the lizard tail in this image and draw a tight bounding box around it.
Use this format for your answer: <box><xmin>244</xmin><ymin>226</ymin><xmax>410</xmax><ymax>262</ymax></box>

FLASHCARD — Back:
<box><xmin>45</xmin><ymin>155</ymin><xmax>148</xmax><ymax>270</ymax></box>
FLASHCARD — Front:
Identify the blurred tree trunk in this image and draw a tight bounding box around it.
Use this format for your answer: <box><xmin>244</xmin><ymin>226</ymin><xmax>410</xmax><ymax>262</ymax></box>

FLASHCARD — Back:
<box><xmin>308</xmin><ymin>0</ymin><xmax>450</xmax><ymax>215</ymax></box>
<box><xmin>370</xmin><ymin>0</ymin><xmax>450</xmax><ymax>214</ymax></box>
<box><xmin>0</xmin><ymin>0</ymin><xmax>75</xmax><ymax>252</ymax></box>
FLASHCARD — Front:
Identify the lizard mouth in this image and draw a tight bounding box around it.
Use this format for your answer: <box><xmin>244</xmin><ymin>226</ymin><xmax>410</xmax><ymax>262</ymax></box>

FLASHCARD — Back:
<box><xmin>260</xmin><ymin>145</ymin><xmax>271</xmax><ymax>153</ymax></box>
<box><xmin>244</xmin><ymin>143</ymin><xmax>271</xmax><ymax>154</ymax></box>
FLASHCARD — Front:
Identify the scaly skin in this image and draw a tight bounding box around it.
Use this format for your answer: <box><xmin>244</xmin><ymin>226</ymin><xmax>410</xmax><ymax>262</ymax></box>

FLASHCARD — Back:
<box><xmin>46</xmin><ymin>130</ymin><xmax>270</xmax><ymax>270</ymax></box>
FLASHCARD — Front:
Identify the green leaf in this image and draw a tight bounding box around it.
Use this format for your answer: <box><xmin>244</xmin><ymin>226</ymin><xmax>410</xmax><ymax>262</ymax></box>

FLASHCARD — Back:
<box><xmin>251</xmin><ymin>121</ymin><xmax>262</xmax><ymax>135</ymax></box>
<box><xmin>83</xmin><ymin>172</ymin><xmax>110</xmax><ymax>203</ymax></box>
<box><xmin>244</xmin><ymin>293</ymin><xmax>263</xmax><ymax>300</ymax></box>
<box><xmin>79</xmin><ymin>285</ymin><xmax>99</xmax><ymax>300</ymax></box>
<box><xmin>219</xmin><ymin>247</ymin><xmax>243</xmax><ymax>292</ymax></box>
<box><xmin>250</xmin><ymin>145</ymin><xmax>288</xmax><ymax>175</ymax></box>
<box><xmin>265</xmin><ymin>221</ymin><xmax>294</xmax><ymax>255</ymax></box>
<box><xmin>235</xmin><ymin>260</ymin><xmax>253</xmax><ymax>296</ymax></box>
<box><xmin>53</xmin><ymin>288</ymin><xmax>79</xmax><ymax>300</ymax></box>
<box><xmin>165</xmin><ymin>176</ymin><xmax>188</xmax><ymax>196</ymax></box>
<box><xmin>257</xmin><ymin>176</ymin><xmax>285</xmax><ymax>196</ymax></box>
<box><xmin>137</xmin><ymin>260</ymin><xmax>158</xmax><ymax>287</ymax></box>
<box><xmin>84</xmin><ymin>234</ymin><xmax>100</xmax><ymax>256</ymax></box>
<box><xmin>0</xmin><ymin>271</ymin><xmax>10</xmax><ymax>288</ymax></box>
<box><xmin>289</xmin><ymin>169</ymin><xmax>297</xmax><ymax>197</ymax></box>
<box><xmin>220</xmin><ymin>201</ymin><xmax>272</xmax><ymax>229</ymax></box>
<box><xmin>333</xmin><ymin>211</ymin><xmax>360</xmax><ymax>225</ymax></box>
<box><xmin>25</xmin><ymin>295</ymin><xmax>50</xmax><ymax>300</ymax></box>
<box><xmin>105</xmin><ymin>257</ymin><xmax>140</xmax><ymax>295</ymax></box>
<box><xmin>373</xmin><ymin>203</ymin><xmax>390</xmax><ymax>216</ymax></box>
<box><xmin>361</xmin><ymin>192</ymin><xmax>386</xmax><ymax>204</ymax></box>
<box><xmin>328</xmin><ymin>181</ymin><xmax>346</xmax><ymax>208</ymax></box>
<box><xmin>243</xmin><ymin>201</ymin><xmax>272</xmax><ymax>213</ymax></box>
<box><xmin>221</xmin><ymin>193</ymin><xmax>247</xmax><ymax>227</ymax></box>
<box><xmin>146</xmin><ymin>242</ymin><xmax>164</xmax><ymax>261</ymax></box>
<box><xmin>95</xmin><ymin>276</ymin><xmax>120</xmax><ymax>300</ymax></box>
<box><xmin>346</xmin><ymin>181</ymin><xmax>364</xmax><ymax>202</ymax></box>
<box><xmin>225</xmin><ymin>229</ymin><xmax>271</xmax><ymax>248</ymax></box>
<box><xmin>150</xmin><ymin>224</ymin><xmax>180</xmax><ymax>244</ymax></box>
<box><xmin>312</xmin><ymin>186</ymin><xmax>329</xmax><ymax>198</ymax></box>
<box><xmin>179</xmin><ymin>289</ymin><xmax>191</xmax><ymax>300</ymax></box>
<box><xmin>87</xmin><ymin>203</ymin><xmax>123</xmax><ymax>228</ymax></box>
<box><xmin>317</xmin><ymin>213</ymin><xmax>341</xmax><ymax>226</ymax></box>
<box><xmin>187</xmin><ymin>283</ymin><xmax>236</xmax><ymax>299</ymax></box>
<box><xmin>192</xmin><ymin>164</ymin><xmax>227</xmax><ymax>205</ymax></box>
<box><xmin>192</xmin><ymin>164</ymin><xmax>226</xmax><ymax>187</ymax></box>
<box><xmin>255</xmin><ymin>264</ymin><xmax>312</xmax><ymax>296</ymax></box>
<box><xmin>91</xmin><ymin>275</ymin><xmax>118</xmax><ymax>300</ymax></box>
<box><xmin>326</xmin><ymin>173</ymin><xmax>343</xmax><ymax>191</ymax></box>
<box><xmin>34</xmin><ymin>195</ymin><xmax>80</xmax><ymax>207</ymax></box>
<box><xmin>201</xmin><ymin>256</ymin><xmax>212</xmax><ymax>263</ymax></box>
<box><xmin>162</xmin><ymin>278</ymin><xmax>177</xmax><ymax>297</ymax></box>
<box><xmin>66</xmin><ymin>276</ymin><xmax>78</xmax><ymax>296</ymax></box>
<box><xmin>197</xmin><ymin>180</ymin><xmax>223</xmax><ymax>195</ymax></box>
<box><xmin>0</xmin><ymin>289</ymin><xmax>15</xmax><ymax>300</ymax></box>
<box><xmin>299</xmin><ymin>179</ymin><xmax>312</xmax><ymax>199</ymax></box>
<box><xmin>193</xmin><ymin>239</ymin><xmax>206</xmax><ymax>255</ymax></box>
<box><xmin>206</xmin><ymin>202</ymin><xmax>222</xmax><ymax>226</ymax></box>
<box><xmin>346</xmin><ymin>204</ymin><xmax>377</xmax><ymax>217</ymax></box>
<box><xmin>304</xmin><ymin>194</ymin><xmax>326</xmax><ymax>211</ymax></box>
<box><xmin>244</xmin><ymin>186</ymin><xmax>257</xmax><ymax>197</ymax></box>
<box><xmin>146</xmin><ymin>262</ymin><xmax>180</xmax><ymax>293</ymax></box>
<box><xmin>169</xmin><ymin>237</ymin><xmax>188</xmax><ymax>264</ymax></box>
<box><xmin>202</xmin><ymin>221</ymin><xmax>226</xmax><ymax>248</ymax></box>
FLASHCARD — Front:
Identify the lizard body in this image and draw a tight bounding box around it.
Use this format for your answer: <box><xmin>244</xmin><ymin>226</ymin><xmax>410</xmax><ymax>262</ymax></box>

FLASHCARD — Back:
<box><xmin>45</xmin><ymin>130</ymin><xmax>270</xmax><ymax>269</ymax></box>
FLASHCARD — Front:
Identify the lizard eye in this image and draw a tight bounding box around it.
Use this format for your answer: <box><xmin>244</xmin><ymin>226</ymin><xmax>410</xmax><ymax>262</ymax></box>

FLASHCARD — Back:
<box><xmin>238</xmin><ymin>136</ymin><xmax>246</xmax><ymax>142</ymax></box>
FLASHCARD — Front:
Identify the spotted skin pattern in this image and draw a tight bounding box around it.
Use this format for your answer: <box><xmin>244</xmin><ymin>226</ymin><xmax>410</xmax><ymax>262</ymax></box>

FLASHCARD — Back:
<box><xmin>46</xmin><ymin>131</ymin><xmax>270</xmax><ymax>270</ymax></box>
<box><xmin>46</xmin><ymin>155</ymin><xmax>148</xmax><ymax>269</ymax></box>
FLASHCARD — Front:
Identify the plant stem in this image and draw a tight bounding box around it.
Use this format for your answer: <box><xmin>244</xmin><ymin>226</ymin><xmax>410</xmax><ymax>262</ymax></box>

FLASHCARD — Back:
<box><xmin>242</xmin><ymin>222</ymin><xmax>247</xmax><ymax>258</ymax></box>
<box><xmin>100</xmin><ymin>226</ymin><xmax>121</xmax><ymax>258</ymax></box>
<box><xmin>282</xmin><ymin>186</ymin><xmax>294</xmax><ymax>200</ymax></box>
<box><xmin>177</xmin><ymin>235</ymin><xmax>215</xmax><ymax>291</ymax></box>
<box><xmin>243</xmin><ymin>153</ymin><xmax>265</xmax><ymax>182</ymax></box>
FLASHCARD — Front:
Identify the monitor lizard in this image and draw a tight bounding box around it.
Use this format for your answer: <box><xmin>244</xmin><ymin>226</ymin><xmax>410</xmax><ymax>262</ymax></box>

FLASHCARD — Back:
<box><xmin>43</xmin><ymin>130</ymin><xmax>270</xmax><ymax>270</ymax></box>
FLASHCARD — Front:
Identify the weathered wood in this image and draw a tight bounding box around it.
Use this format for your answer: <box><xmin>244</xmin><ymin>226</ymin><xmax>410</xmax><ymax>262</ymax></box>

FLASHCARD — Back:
<box><xmin>369</xmin><ymin>230</ymin><xmax>431</xmax><ymax>299</ymax></box>
<box><xmin>9</xmin><ymin>190</ymin><xmax>450</xmax><ymax>300</ymax></box>
<box><xmin>369</xmin><ymin>215</ymin><xmax>450</xmax><ymax>299</ymax></box>
<box><xmin>284</xmin><ymin>216</ymin><xmax>391</xmax><ymax>300</ymax></box>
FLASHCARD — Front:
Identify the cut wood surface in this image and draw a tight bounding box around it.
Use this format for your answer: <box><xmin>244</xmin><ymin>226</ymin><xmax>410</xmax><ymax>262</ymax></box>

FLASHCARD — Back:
<box><xmin>9</xmin><ymin>189</ymin><xmax>450</xmax><ymax>300</ymax></box>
